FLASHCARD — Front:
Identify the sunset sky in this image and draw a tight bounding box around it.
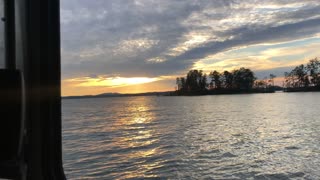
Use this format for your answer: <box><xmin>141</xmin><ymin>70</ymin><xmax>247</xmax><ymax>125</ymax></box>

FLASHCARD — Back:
<box><xmin>61</xmin><ymin>0</ymin><xmax>320</xmax><ymax>96</ymax></box>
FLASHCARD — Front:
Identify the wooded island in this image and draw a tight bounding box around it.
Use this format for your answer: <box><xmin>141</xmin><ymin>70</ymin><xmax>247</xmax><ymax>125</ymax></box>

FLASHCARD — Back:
<box><xmin>173</xmin><ymin>58</ymin><xmax>320</xmax><ymax>96</ymax></box>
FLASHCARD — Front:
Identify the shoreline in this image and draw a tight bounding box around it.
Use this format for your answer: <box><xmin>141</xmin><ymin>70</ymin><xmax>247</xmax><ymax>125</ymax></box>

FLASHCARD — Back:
<box><xmin>61</xmin><ymin>87</ymin><xmax>320</xmax><ymax>99</ymax></box>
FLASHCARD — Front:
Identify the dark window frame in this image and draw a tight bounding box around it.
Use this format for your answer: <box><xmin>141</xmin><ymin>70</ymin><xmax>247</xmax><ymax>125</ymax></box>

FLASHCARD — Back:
<box><xmin>5</xmin><ymin>0</ymin><xmax>66</xmax><ymax>179</ymax></box>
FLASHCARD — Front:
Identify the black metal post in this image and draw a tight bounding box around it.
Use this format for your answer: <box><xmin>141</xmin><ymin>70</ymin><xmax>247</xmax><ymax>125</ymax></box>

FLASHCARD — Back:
<box><xmin>4</xmin><ymin>0</ymin><xmax>15</xmax><ymax>69</ymax></box>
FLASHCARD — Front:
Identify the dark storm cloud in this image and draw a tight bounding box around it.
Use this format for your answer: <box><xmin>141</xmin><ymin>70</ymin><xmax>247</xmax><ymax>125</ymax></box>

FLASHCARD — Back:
<box><xmin>61</xmin><ymin>0</ymin><xmax>320</xmax><ymax>79</ymax></box>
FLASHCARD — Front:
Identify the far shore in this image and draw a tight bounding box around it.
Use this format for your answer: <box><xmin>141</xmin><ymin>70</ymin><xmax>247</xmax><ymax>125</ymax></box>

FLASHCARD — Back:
<box><xmin>62</xmin><ymin>87</ymin><xmax>320</xmax><ymax>99</ymax></box>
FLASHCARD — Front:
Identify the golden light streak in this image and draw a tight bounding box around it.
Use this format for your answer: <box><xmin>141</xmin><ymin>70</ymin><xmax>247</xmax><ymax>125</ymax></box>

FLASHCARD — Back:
<box><xmin>67</xmin><ymin>76</ymin><xmax>159</xmax><ymax>87</ymax></box>
<box><xmin>62</xmin><ymin>75</ymin><xmax>177</xmax><ymax>96</ymax></box>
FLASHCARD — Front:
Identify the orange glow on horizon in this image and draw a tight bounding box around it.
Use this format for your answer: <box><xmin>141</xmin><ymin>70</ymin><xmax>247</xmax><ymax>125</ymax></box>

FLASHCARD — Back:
<box><xmin>62</xmin><ymin>76</ymin><xmax>176</xmax><ymax>96</ymax></box>
<box><xmin>70</xmin><ymin>76</ymin><xmax>159</xmax><ymax>87</ymax></box>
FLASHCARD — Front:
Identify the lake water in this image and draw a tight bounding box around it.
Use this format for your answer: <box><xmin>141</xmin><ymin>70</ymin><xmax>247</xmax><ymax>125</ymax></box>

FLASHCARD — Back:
<box><xmin>62</xmin><ymin>92</ymin><xmax>320</xmax><ymax>179</ymax></box>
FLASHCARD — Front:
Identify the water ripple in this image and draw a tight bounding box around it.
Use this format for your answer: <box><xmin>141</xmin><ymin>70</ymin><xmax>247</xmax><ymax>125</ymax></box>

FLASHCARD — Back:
<box><xmin>63</xmin><ymin>94</ymin><xmax>320</xmax><ymax>179</ymax></box>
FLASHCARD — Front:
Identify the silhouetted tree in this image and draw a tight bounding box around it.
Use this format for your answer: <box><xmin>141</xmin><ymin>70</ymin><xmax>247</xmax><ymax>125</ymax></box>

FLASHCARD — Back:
<box><xmin>176</xmin><ymin>77</ymin><xmax>182</xmax><ymax>90</ymax></box>
<box><xmin>306</xmin><ymin>58</ymin><xmax>320</xmax><ymax>87</ymax></box>
<box><xmin>176</xmin><ymin>77</ymin><xmax>186</xmax><ymax>91</ymax></box>
<box><xmin>209</xmin><ymin>70</ymin><xmax>222</xmax><ymax>89</ymax></box>
<box><xmin>284</xmin><ymin>58</ymin><xmax>320</xmax><ymax>90</ymax></box>
<box><xmin>254</xmin><ymin>80</ymin><xmax>267</xmax><ymax>89</ymax></box>
<box><xmin>284</xmin><ymin>71</ymin><xmax>295</xmax><ymax>88</ymax></box>
<box><xmin>223</xmin><ymin>71</ymin><xmax>233</xmax><ymax>89</ymax></box>
<box><xmin>233</xmin><ymin>67</ymin><xmax>256</xmax><ymax>90</ymax></box>
<box><xmin>175</xmin><ymin>67</ymin><xmax>276</xmax><ymax>95</ymax></box>
<box><xmin>185</xmin><ymin>70</ymin><xmax>207</xmax><ymax>93</ymax></box>
<box><xmin>200</xmin><ymin>73</ymin><xmax>208</xmax><ymax>91</ymax></box>
<box><xmin>269</xmin><ymin>74</ymin><xmax>276</xmax><ymax>87</ymax></box>
<box><xmin>293</xmin><ymin>64</ymin><xmax>309</xmax><ymax>87</ymax></box>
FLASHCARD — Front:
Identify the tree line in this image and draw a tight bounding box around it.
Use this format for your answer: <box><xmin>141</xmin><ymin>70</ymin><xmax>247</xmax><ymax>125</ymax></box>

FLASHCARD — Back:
<box><xmin>175</xmin><ymin>67</ymin><xmax>276</xmax><ymax>95</ymax></box>
<box><xmin>284</xmin><ymin>58</ymin><xmax>320</xmax><ymax>90</ymax></box>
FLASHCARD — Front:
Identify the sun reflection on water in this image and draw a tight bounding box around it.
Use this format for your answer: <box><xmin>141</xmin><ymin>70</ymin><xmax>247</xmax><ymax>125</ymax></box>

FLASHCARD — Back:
<box><xmin>108</xmin><ymin>97</ymin><xmax>163</xmax><ymax>178</ymax></box>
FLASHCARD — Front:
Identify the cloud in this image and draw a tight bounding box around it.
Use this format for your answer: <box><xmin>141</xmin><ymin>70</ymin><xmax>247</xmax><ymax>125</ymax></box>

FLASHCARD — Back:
<box><xmin>193</xmin><ymin>38</ymin><xmax>320</xmax><ymax>75</ymax></box>
<box><xmin>173</xmin><ymin>18</ymin><xmax>320</xmax><ymax>63</ymax></box>
<box><xmin>60</xmin><ymin>0</ymin><xmax>320</xmax><ymax>94</ymax></box>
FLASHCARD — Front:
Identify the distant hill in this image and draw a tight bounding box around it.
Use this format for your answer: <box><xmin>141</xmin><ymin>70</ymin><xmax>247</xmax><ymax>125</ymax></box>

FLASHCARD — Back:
<box><xmin>62</xmin><ymin>91</ymin><xmax>173</xmax><ymax>99</ymax></box>
<box><xmin>97</xmin><ymin>92</ymin><xmax>121</xmax><ymax>96</ymax></box>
